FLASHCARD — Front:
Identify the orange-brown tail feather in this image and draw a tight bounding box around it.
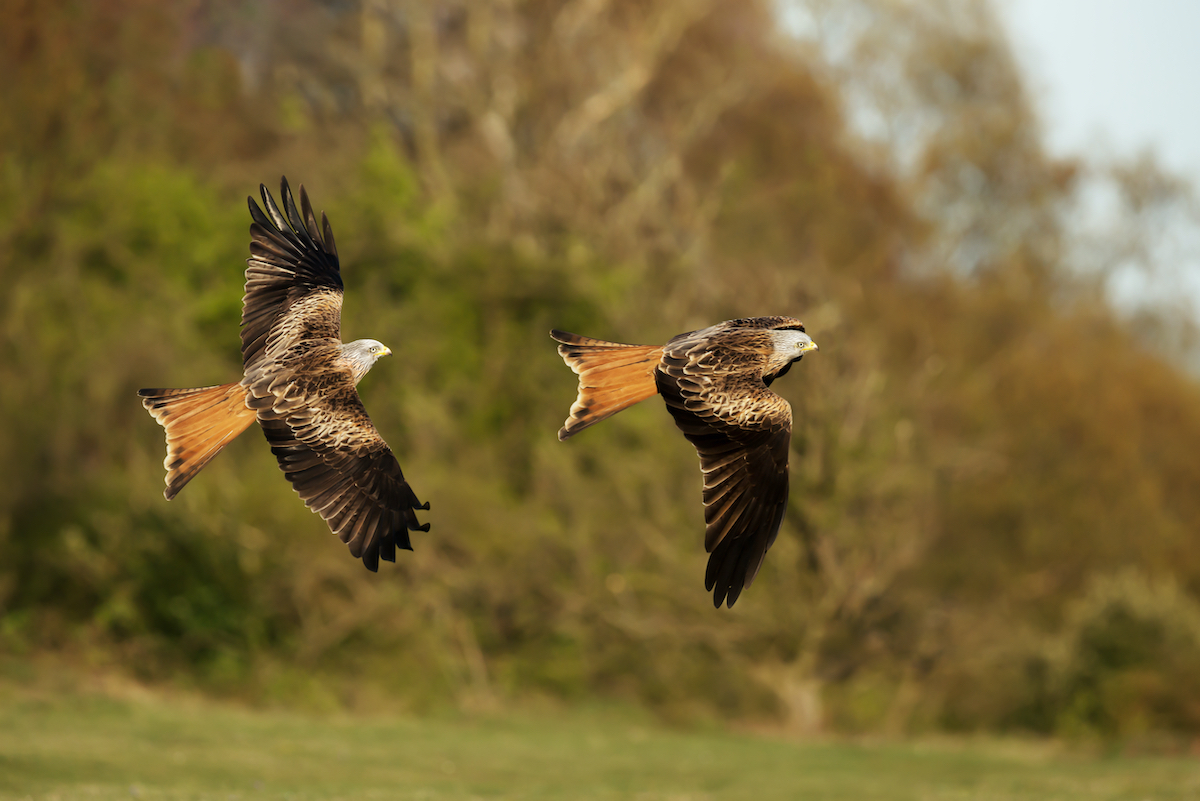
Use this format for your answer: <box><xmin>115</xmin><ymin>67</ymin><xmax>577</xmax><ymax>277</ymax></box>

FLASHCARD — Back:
<box><xmin>551</xmin><ymin>330</ymin><xmax>663</xmax><ymax>440</ymax></box>
<box><xmin>138</xmin><ymin>383</ymin><xmax>257</xmax><ymax>500</ymax></box>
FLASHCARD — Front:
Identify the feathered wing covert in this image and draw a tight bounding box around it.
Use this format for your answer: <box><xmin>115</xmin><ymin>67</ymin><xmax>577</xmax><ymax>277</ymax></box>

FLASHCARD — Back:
<box><xmin>140</xmin><ymin>178</ymin><xmax>428</xmax><ymax>570</ymax></box>
<box><xmin>552</xmin><ymin>317</ymin><xmax>814</xmax><ymax>608</ymax></box>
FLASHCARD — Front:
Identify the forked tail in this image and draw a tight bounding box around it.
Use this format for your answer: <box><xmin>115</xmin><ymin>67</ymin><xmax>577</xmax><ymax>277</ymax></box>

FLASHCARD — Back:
<box><xmin>138</xmin><ymin>382</ymin><xmax>258</xmax><ymax>499</ymax></box>
<box><xmin>551</xmin><ymin>330</ymin><xmax>663</xmax><ymax>440</ymax></box>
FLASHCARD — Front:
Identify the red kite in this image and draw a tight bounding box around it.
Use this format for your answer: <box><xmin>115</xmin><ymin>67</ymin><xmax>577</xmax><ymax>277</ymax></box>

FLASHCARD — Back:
<box><xmin>552</xmin><ymin>317</ymin><xmax>818</xmax><ymax>607</ymax></box>
<box><xmin>139</xmin><ymin>178</ymin><xmax>428</xmax><ymax>570</ymax></box>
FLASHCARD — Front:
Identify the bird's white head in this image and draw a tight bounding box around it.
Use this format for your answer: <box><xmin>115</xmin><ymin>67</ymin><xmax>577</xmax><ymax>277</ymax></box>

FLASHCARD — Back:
<box><xmin>765</xmin><ymin>328</ymin><xmax>818</xmax><ymax>376</ymax></box>
<box><xmin>342</xmin><ymin>338</ymin><xmax>392</xmax><ymax>384</ymax></box>
<box><xmin>768</xmin><ymin>328</ymin><xmax>817</xmax><ymax>358</ymax></box>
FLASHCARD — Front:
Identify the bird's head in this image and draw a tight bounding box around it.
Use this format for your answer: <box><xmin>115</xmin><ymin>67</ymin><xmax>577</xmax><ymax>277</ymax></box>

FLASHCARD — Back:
<box><xmin>769</xmin><ymin>328</ymin><xmax>817</xmax><ymax>360</ymax></box>
<box><xmin>764</xmin><ymin>327</ymin><xmax>818</xmax><ymax>381</ymax></box>
<box><xmin>342</xmin><ymin>338</ymin><xmax>392</xmax><ymax>383</ymax></box>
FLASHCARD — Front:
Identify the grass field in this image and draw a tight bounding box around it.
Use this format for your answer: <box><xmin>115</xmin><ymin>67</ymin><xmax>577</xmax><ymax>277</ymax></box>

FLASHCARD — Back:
<box><xmin>1</xmin><ymin>685</ymin><xmax>1198</xmax><ymax>800</ymax></box>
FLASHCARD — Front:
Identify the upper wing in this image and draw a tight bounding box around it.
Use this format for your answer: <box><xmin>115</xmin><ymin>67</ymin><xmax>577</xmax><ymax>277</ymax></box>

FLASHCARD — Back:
<box><xmin>242</xmin><ymin>177</ymin><xmax>344</xmax><ymax>374</ymax></box>
<box><xmin>250</xmin><ymin>362</ymin><xmax>430</xmax><ymax>570</ymax></box>
<box><xmin>656</xmin><ymin>342</ymin><xmax>793</xmax><ymax>608</ymax></box>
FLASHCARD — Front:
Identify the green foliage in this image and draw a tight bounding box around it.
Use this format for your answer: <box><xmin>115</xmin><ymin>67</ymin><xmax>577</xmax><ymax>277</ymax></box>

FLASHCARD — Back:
<box><xmin>3</xmin><ymin>0</ymin><xmax>1200</xmax><ymax>742</ymax></box>
<box><xmin>0</xmin><ymin>160</ymin><xmax>271</xmax><ymax>681</ymax></box>
<box><xmin>1051</xmin><ymin>571</ymin><xmax>1200</xmax><ymax>738</ymax></box>
<box><xmin>919</xmin><ymin>571</ymin><xmax>1200</xmax><ymax>743</ymax></box>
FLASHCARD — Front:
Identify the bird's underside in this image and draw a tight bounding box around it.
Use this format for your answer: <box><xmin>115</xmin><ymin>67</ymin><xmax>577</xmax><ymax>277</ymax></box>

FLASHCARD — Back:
<box><xmin>551</xmin><ymin>317</ymin><xmax>815</xmax><ymax>608</ymax></box>
<box><xmin>139</xmin><ymin>177</ymin><xmax>428</xmax><ymax>570</ymax></box>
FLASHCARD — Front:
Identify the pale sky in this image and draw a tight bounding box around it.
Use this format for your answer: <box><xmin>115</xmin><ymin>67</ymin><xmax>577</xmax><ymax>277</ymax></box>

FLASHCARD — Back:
<box><xmin>1001</xmin><ymin>0</ymin><xmax>1200</xmax><ymax>316</ymax></box>
<box><xmin>1001</xmin><ymin>0</ymin><xmax>1200</xmax><ymax>187</ymax></box>
<box><xmin>780</xmin><ymin>1</ymin><xmax>1200</xmax><ymax>315</ymax></box>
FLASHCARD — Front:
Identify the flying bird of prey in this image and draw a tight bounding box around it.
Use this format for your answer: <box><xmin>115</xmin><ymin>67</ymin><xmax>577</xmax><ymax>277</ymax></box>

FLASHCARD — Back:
<box><xmin>139</xmin><ymin>177</ymin><xmax>429</xmax><ymax>570</ymax></box>
<box><xmin>551</xmin><ymin>317</ymin><xmax>818</xmax><ymax>607</ymax></box>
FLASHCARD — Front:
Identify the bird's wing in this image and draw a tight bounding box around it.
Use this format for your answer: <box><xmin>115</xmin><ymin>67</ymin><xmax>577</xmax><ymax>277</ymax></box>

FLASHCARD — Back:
<box><xmin>240</xmin><ymin>178</ymin><xmax>428</xmax><ymax>568</ymax></box>
<box><xmin>241</xmin><ymin>177</ymin><xmax>344</xmax><ymax>374</ymax></box>
<box><xmin>656</xmin><ymin>341</ymin><xmax>792</xmax><ymax>608</ymax></box>
<box><xmin>250</xmin><ymin>351</ymin><xmax>429</xmax><ymax>570</ymax></box>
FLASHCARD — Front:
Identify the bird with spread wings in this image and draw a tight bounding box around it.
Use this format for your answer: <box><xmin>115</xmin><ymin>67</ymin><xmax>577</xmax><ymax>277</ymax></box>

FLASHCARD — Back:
<box><xmin>139</xmin><ymin>177</ymin><xmax>429</xmax><ymax>570</ymax></box>
<box><xmin>551</xmin><ymin>317</ymin><xmax>818</xmax><ymax>607</ymax></box>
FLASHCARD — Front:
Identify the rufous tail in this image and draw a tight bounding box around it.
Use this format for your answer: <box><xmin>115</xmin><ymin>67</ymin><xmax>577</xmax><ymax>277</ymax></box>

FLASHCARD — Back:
<box><xmin>138</xmin><ymin>382</ymin><xmax>258</xmax><ymax>500</ymax></box>
<box><xmin>551</xmin><ymin>330</ymin><xmax>663</xmax><ymax>440</ymax></box>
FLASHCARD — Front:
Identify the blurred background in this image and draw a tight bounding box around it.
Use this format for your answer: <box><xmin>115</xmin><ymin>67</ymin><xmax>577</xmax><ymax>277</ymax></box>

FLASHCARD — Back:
<box><xmin>4</xmin><ymin>0</ymin><xmax>1200</xmax><ymax>743</ymax></box>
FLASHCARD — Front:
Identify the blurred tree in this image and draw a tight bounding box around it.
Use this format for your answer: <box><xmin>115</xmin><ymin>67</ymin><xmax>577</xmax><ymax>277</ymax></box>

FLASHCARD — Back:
<box><xmin>3</xmin><ymin>0</ymin><xmax>1200</xmax><ymax>739</ymax></box>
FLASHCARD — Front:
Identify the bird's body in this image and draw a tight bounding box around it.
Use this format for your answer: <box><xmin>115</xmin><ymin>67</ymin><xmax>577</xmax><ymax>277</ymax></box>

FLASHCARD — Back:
<box><xmin>139</xmin><ymin>178</ymin><xmax>428</xmax><ymax>570</ymax></box>
<box><xmin>552</xmin><ymin>317</ymin><xmax>817</xmax><ymax>607</ymax></box>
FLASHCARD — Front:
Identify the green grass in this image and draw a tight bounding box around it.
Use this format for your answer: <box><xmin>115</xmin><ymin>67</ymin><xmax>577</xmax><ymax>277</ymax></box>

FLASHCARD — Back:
<box><xmin>1</xmin><ymin>689</ymin><xmax>1198</xmax><ymax>800</ymax></box>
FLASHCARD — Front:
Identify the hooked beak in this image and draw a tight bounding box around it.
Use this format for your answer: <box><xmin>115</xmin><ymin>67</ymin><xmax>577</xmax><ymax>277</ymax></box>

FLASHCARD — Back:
<box><xmin>380</xmin><ymin>346</ymin><xmax>392</xmax><ymax>357</ymax></box>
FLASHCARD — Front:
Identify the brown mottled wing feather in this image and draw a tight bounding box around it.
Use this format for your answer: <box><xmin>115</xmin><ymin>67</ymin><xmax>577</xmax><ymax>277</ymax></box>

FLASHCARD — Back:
<box><xmin>242</xmin><ymin>178</ymin><xmax>343</xmax><ymax>373</ymax></box>
<box><xmin>241</xmin><ymin>179</ymin><xmax>427</xmax><ymax>568</ymax></box>
<box><xmin>258</xmin><ymin>385</ymin><xmax>429</xmax><ymax>570</ymax></box>
<box><xmin>656</xmin><ymin>337</ymin><xmax>793</xmax><ymax>608</ymax></box>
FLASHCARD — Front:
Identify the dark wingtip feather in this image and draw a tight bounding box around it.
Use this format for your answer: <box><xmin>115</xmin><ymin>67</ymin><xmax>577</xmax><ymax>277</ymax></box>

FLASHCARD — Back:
<box><xmin>247</xmin><ymin>194</ymin><xmax>270</xmax><ymax>228</ymax></box>
<box><xmin>321</xmin><ymin>212</ymin><xmax>338</xmax><ymax>259</ymax></box>
<box><xmin>378</xmin><ymin>532</ymin><xmax>397</xmax><ymax>564</ymax></box>
<box><xmin>280</xmin><ymin>179</ymin><xmax>317</xmax><ymax>252</ymax></box>
<box><xmin>259</xmin><ymin>182</ymin><xmax>289</xmax><ymax>232</ymax></box>
<box><xmin>298</xmin><ymin>184</ymin><xmax>324</xmax><ymax>253</ymax></box>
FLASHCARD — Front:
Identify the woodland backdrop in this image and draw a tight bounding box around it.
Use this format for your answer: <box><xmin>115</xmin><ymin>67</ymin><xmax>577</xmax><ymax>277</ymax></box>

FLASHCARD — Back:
<box><xmin>4</xmin><ymin>0</ymin><xmax>1200</xmax><ymax>741</ymax></box>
